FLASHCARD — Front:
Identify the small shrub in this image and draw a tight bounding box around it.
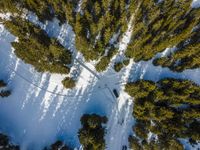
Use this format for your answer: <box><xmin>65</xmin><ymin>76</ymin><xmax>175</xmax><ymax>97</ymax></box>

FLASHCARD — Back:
<box><xmin>0</xmin><ymin>80</ymin><xmax>7</xmax><ymax>88</ymax></box>
<box><xmin>62</xmin><ymin>77</ymin><xmax>76</xmax><ymax>89</ymax></box>
<box><xmin>114</xmin><ymin>62</ymin><xmax>124</xmax><ymax>72</ymax></box>
<box><xmin>0</xmin><ymin>90</ymin><xmax>11</xmax><ymax>98</ymax></box>
<box><xmin>123</xmin><ymin>59</ymin><xmax>130</xmax><ymax>66</ymax></box>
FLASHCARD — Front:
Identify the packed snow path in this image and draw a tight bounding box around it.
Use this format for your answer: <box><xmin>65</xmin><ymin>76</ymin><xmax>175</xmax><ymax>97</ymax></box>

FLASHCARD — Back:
<box><xmin>74</xmin><ymin>58</ymin><xmax>100</xmax><ymax>79</ymax></box>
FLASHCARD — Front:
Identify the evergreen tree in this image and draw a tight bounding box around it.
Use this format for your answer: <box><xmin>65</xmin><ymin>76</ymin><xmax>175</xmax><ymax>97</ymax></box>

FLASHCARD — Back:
<box><xmin>0</xmin><ymin>80</ymin><xmax>7</xmax><ymax>88</ymax></box>
<box><xmin>125</xmin><ymin>0</ymin><xmax>200</xmax><ymax>72</ymax></box>
<box><xmin>126</xmin><ymin>78</ymin><xmax>200</xmax><ymax>149</ymax></box>
<box><xmin>0</xmin><ymin>133</ymin><xmax>20</xmax><ymax>150</ymax></box>
<box><xmin>62</xmin><ymin>77</ymin><xmax>76</xmax><ymax>89</ymax></box>
<box><xmin>44</xmin><ymin>140</ymin><xmax>72</xmax><ymax>150</ymax></box>
<box><xmin>78</xmin><ymin>114</ymin><xmax>107</xmax><ymax>150</ymax></box>
<box><xmin>4</xmin><ymin>17</ymin><xmax>72</xmax><ymax>74</ymax></box>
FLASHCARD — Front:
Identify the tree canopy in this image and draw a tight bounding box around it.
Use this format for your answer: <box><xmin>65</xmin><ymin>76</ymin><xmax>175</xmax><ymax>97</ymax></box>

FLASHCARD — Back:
<box><xmin>78</xmin><ymin>114</ymin><xmax>107</xmax><ymax>150</ymax></box>
<box><xmin>125</xmin><ymin>78</ymin><xmax>200</xmax><ymax>149</ymax></box>
<box><xmin>0</xmin><ymin>133</ymin><xmax>19</xmax><ymax>150</ymax></box>
<box><xmin>4</xmin><ymin>17</ymin><xmax>72</xmax><ymax>74</ymax></box>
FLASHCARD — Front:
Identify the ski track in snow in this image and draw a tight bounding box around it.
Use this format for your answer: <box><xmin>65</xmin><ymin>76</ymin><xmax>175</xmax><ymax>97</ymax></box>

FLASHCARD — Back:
<box><xmin>1</xmin><ymin>1</ymin><xmax>200</xmax><ymax>149</ymax></box>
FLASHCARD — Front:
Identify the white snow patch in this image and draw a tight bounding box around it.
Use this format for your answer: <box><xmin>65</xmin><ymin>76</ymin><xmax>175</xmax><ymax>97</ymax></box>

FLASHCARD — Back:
<box><xmin>192</xmin><ymin>0</ymin><xmax>200</xmax><ymax>8</ymax></box>
<box><xmin>179</xmin><ymin>139</ymin><xmax>200</xmax><ymax>150</ymax></box>
<box><xmin>0</xmin><ymin>12</ymin><xmax>12</xmax><ymax>20</ymax></box>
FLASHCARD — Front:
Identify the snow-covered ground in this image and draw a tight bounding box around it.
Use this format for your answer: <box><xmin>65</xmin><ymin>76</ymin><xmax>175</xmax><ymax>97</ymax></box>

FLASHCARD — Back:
<box><xmin>192</xmin><ymin>0</ymin><xmax>200</xmax><ymax>8</ymax></box>
<box><xmin>0</xmin><ymin>1</ymin><xmax>200</xmax><ymax>149</ymax></box>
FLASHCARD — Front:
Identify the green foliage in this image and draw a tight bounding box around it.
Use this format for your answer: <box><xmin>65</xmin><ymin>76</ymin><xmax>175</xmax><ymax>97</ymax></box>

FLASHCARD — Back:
<box><xmin>153</xmin><ymin>29</ymin><xmax>200</xmax><ymax>72</ymax></box>
<box><xmin>0</xmin><ymin>0</ymin><xmax>77</xmax><ymax>24</ymax></box>
<box><xmin>126</xmin><ymin>78</ymin><xmax>200</xmax><ymax>149</ymax></box>
<box><xmin>1</xmin><ymin>0</ymin><xmax>131</xmax><ymax>69</ymax></box>
<box><xmin>74</xmin><ymin>0</ymin><xmax>130</xmax><ymax>61</ymax></box>
<box><xmin>123</xmin><ymin>59</ymin><xmax>130</xmax><ymax>66</ymax></box>
<box><xmin>95</xmin><ymin>57</ymin><xmax>110</xmax><ymax>72</ymax></box>
<box><xmin>114</xmin><ymin>59</ymin><xmax>130</xmax><ymax>72</ymax></box>
<box><xmin>0</xmin><ymin>0</ymin><xmax>130</xmax><ymax>62</ymax></box>
<box><xmin>125</xmin><ymin>0</ymin><xmax>200</xmax><ymax>72</ymax></box>
<box><xmin>1</xmin><ymin>0</ymin><xmax>200</xmax><ymax>71</ymax></box>
<box><xmin>95</xmin><ymin>46</ymin><xmax>117</xmax><ymax>72</ymax></box>
<box><xmin>133</xmin><ymin>121</ymin><xmax>149</xmax><ymax>139</ymax></box>
<box><xmin>62</xmin><ymin>77</ymin><xmax>76</xmax><ymax>89</ymax></box>
<box><xmin>129</xmin><ymin>136</ymin><xmax>142</xmax><ymax>150</ymax></box>
<box><xmin>0</xmin><ymin>0</ymin><xmax>20</xmax><ymax>14</ymax></box>
<box><xmin>44</xmin><ymin>140</ymin><xmax>72</xmax><ymax>150</ymax></box>
<box><xmin>0</xmin><ymin>133</ymin><xmax>19</xmax><ymax>150</ymax></box>
<box><xmin>4</xmin><ymin>17</ymin><xmax>72</xmax><ymax>74</ymax></box>
<box><xmin>78</xmin><ymin>114</ymin><xmax>107</xmax><ymax>150</ymax></box>
<box><xmin>114</xmin><ymin>62</ymin><xmax>123</xmax><ymax>72</ymax></box>
<box><xmin>126</xmin><ymin>80</ymin><xmax>156</xmax><ymax>98</ymax></box>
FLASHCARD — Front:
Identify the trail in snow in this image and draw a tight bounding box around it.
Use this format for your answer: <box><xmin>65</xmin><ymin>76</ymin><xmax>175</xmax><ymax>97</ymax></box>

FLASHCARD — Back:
<box><xmin>103</xmin><ymin>9</ymin><xmax>138</xmax><ymax>150</ymax></box>
<box><xmin>104</xmin><ymin>59</ymin><xmax>135</xmax><ymax>150</ymax></box>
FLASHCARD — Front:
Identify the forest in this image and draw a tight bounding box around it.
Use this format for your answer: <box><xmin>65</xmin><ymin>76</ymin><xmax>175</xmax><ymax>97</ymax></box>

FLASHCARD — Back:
<box><xmin>1</xmin><ymin>0</ymin><xmax>200</xmax><ymax>72</ymax></box>
<box><xmin>125</xmin><ymin>0</ymin><xmax>200</xmax><ymax>72</ymax></box>
<box><xmin>4</xmin><ymin>17</ymin><xmax>72</xmax><ymax>74</ymax></box>
<box><xmin>3</xmin><ymin>17</ymin><xmax>75</xmax><ymax>88</ymax></box>
<box><xmin>125</xmin><ymin>78</ymin><xmax>200</xmax><ymax>149</ymax></box>
<box><xmin>78</xmin><ymin>114</ymin><xmax>107</xmax><ymax>150</ymax></box>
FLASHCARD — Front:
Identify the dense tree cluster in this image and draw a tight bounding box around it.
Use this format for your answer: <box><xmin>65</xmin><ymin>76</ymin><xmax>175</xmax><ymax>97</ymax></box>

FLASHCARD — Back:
<box><xmin>1</xmin><ymin>0</ymin><xmax>200</xmax><ymax>72</ymax></box>
<box><xmin>44</xmin><ymin>140</ymin><xmax>72</xmax><ymax>150</ymax></box>
<box><xmin>4</xmin><ymin>17</ymin><xmax>72</xmax><ymax>74</ymax></box>
<box><xmin>125</xmin><ymin>0</ymin><xmax>200</xmax><ymax>71</ymax></box>
<box><xmin>0</xmin><ymin>80</ymin><xmax>11</xmax><ymax>98</ymax></box>
<box><xmin>0</xmin><ymin>0</ymin><xmax>131</xmax><ymax>62</ymax></box>
<box><xmin>73</xmin><ymin>0</ymin><xmax>132</xmax><ymax>61</ymax></box>
<box><xmin>1</xmin><ymin>2</ymin><xmax>76</xmax><ymax>88</ymax></box>
<box><xmin>153</xmin><ymin>26</ymin><xmax>200</xmax><ymax>72</ymax></box>
<box><xmin>0</xmin><ymin>133</ymin><xmax>19</xmax><ymax>150</ymax></box>
<box><xmin>125</xmin><ymin>78</ymin><xmax>200</xmax><ymax>149</ymax></box>
<box><xmin>95</xmin><ymin>46</ymin><xmax>117</xmax><ymax>72</ymax></box>
<box><xmin>0</xmin><ymin>0</ymin><xmax>77</xmax><ymax>23</ymax></box>
<box><xmin>0</xmin><ymin>0</ymin><xmax>20</xmax><ymax>14</ymax></box>
<box><xmin>78</xmin><ymin>114</ymin><xmax>107</xmax><ymax>150</ymax></box>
